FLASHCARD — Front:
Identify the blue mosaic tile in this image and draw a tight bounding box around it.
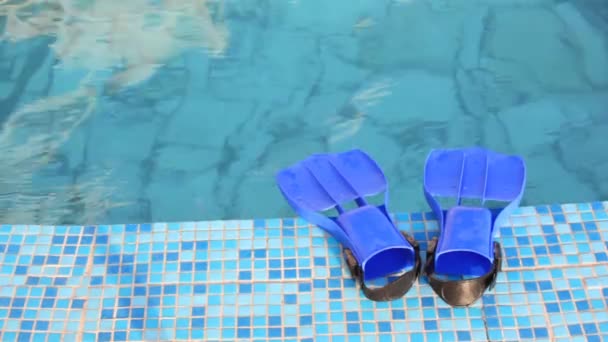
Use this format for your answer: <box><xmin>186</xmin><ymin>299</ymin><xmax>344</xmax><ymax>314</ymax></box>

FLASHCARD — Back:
<box><xmin>0</xmin><ymin>203</ymin><xmax>606</xmax><ymax>341</ymax></box>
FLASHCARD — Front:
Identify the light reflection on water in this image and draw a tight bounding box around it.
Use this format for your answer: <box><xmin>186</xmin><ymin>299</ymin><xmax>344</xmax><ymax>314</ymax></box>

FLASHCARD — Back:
<box><xmin>0</xmin><ymin>0</ymin><xmax>230</xmax><ymax>224</ymax></box>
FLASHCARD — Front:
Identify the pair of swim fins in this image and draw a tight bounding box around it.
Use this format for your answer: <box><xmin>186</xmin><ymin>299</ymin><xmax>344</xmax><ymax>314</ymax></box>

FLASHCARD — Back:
<box><xmin>275</xmin><ymin>147</ymin><xmax>526</xmax><ymax>307</ymax></box>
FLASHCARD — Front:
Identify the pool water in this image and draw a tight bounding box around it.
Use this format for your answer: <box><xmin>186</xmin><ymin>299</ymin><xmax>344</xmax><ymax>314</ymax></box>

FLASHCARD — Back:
<box><xmin>0</xmin><ymin>0</ymin><xmax>607</xmax><ymax>225</ymax></box>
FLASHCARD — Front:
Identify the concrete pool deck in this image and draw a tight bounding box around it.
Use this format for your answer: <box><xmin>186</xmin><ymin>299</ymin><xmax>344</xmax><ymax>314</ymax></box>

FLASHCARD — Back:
<box><xmin>0</xmin><ymin>201</ymin><xmax>607</xmax><ymax>341</ymax></box>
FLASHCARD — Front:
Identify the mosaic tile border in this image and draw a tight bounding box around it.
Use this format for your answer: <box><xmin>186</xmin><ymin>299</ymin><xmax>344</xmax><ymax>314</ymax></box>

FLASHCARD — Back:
<box><xmin>0</xmin><ymin>201</ymin><xmax>607</xmax><ymax>341</ymax></box>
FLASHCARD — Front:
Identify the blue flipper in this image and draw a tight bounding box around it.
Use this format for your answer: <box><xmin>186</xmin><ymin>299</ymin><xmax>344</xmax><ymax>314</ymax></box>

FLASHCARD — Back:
<box><xmin>276</xmin><ymin>149</ymin><xmax>421</xmax><ymax>301</ymax></box>
<box><xmin>422</xmin><ymin>147</ymin><xmax>526</xmax><ymax>306</ymax></box>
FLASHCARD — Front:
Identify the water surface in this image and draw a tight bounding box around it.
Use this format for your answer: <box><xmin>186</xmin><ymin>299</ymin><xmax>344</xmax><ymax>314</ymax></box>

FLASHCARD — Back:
<box><xmin>0</xmin><ymin>0</ymin><xmax>607</xmax><ymax>224</ymax></box>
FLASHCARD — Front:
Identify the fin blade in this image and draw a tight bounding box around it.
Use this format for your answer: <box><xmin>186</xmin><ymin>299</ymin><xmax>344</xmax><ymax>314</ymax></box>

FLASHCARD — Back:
<box><xmin>330</xmin><ymin>149</ymin><xmax>387</xmax><ymax>198</ymax></box>
<box><xmin>425</xmin><ymin>147</ymin><xmax>525</xmax><ymax>203</ymax></box>
<box><xmin>303</xmin><ymin>154</ymin><xmax>360</xmax><ymax>206</ymax></box>
<box><xmin>485</xmin><ymin>153</ymin><xmax>526</xmax><ymax>201</ymax></box>
<box><xmin>424</xmin><ymin>149</ymin><xmax>465</xmax><ymax>198</ymax></box>
<box><xmin>276</xmin><ymin>163</ymin><xmax>337</xmax><ymax>212</ymax></box>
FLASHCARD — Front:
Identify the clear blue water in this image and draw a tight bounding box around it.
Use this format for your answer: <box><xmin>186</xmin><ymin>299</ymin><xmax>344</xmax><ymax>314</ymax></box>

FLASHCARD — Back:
<box><xmin>0</xmin><ymin>0</ymin><xmax>607</xmax><ymax>225</ymax></box>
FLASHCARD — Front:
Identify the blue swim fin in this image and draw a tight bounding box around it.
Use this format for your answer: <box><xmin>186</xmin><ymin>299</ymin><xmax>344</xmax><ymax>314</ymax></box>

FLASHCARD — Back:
<box><xmin>276</xmin><ymin>149</ymin><xmax>421</xmax><ymax>301</ymax></box>
<box><xmin>423</xmin><ymin>147</ymin><xmax>526</xmax><ymax>306</ymax></box>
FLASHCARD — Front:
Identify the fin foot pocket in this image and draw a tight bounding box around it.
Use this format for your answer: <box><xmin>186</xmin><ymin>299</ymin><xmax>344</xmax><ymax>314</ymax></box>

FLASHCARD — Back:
<box><xmin>344</xmin><ymin>232</ymin><xmax>422</xmax><ymax>302</ymax></box>
<box><xmin>424</xmin><ymin>237</ymin><xmax>502</xmax><ymax>307</ymax></box>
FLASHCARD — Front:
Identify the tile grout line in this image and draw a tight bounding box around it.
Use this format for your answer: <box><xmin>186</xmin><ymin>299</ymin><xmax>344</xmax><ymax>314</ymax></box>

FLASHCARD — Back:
<box><xmin>77</xmin><ymin>229</ymin><xmax>98</xmax><ymax>341</ymax></box>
